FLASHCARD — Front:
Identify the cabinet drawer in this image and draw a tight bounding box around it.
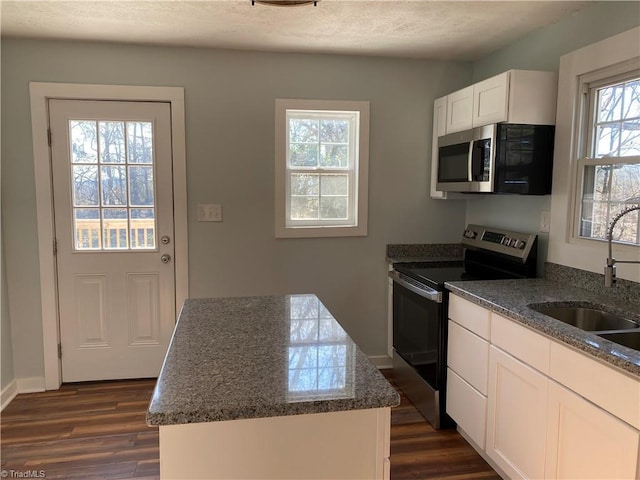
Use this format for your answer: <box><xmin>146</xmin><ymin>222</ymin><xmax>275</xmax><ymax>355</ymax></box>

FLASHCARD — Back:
<box><xmin>491</xmin><ymin>313</ymin><xmax>550</xmax><ymax>375</ymax></box>
<box><xmin>448</xmin><ymin>295</ymin><xmax>490</xmax><ymax>339</ymax></box>
<box><xmin>448</xmin><ymin>320</ymin><xmax>489</xmax><ymax>394</ymax></box>
<box><xmin>446</xmin><ymin>368</ymin><xmax>486</xmax><ymax>449</ymax></box>
<box><xmin>549</xmin><ymin>342</ymin><xmax>640</xmax><ymax>430</ymax></box>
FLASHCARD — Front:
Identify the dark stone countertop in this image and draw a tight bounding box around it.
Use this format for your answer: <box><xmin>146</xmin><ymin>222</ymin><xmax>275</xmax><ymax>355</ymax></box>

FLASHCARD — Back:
<box><xmin>446</xmin><ymin>278</ymin><xmax>640</xmax><ymax>378</ymax></box>
<box><xmin>147</xmin><ymin>294</ymin><xmax>400</xmax><ymax>426</ymax></box>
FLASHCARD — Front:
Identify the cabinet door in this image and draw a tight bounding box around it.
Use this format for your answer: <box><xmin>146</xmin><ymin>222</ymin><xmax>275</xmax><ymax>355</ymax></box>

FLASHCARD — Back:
<box><xmin>545</xmin><ymin>381</ymin><xmax>639</xmax><ymax>480</ymax></box>
<box><xmin>486</xmin><ymin>346</ymin><xmax>548</xmax><ymax>480</ymax></box>
<box><xmin>430</xmin><ymin>96</ymin><xmax>447</xmax><ymax>199</ymax></box>
<box><xmin>472</xmin><ymin>71</ymin><xmax>509</xmax><ymax>127</ymax></box>
<box><xmin>446</xmin><ymin>86</ymin><xmax>473</xmax><ymax>133</ymax></box>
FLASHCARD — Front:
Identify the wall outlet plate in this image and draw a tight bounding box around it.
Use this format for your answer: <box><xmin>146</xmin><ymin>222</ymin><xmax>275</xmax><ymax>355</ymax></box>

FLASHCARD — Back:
<box><xmin>539</xmin><ymin>211</ymin><xmax>550</xmax><ymax>233</ymax></box>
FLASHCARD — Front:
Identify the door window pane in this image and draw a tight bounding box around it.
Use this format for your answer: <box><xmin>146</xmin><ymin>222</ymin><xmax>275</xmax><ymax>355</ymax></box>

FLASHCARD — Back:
<box><xmin>70</xmin><ymin>121</ymin><xmax>98</xmax><ymax>164</ymax></box>
<box><xmin>129</xmin><ymin>166</ymin><xmax>154</xmax><ymax>206</ymax></box>
<box><xmin>69</xmin><ymin>119</ymin><xmax>157</xmax><ymax>251</ymax></box>
<box><xmin>99</xmin><ymin>122</ymin><xmax>126</xmax><ymax>164</ymax></box>
<box><xmin>72</xmin><ymin>165</ymin><xmax>99</xmax><ymax>206</ymax></box>
<box><xmin>127</xmin><ymin>122</ymin><xmax>153</xmax><ymax>164</ymax></box>
<box><xmin>74</xmin><ymin>208</ymin><xmax>101</xmax><ymax>250</ymax></box>
<box><xmin>101</xmin><ymin>165</ymin><xmax>127</xmax><ymax>206</ymax></box>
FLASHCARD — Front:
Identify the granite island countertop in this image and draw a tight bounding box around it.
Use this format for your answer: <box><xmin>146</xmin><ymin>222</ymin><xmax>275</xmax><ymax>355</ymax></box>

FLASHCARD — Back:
<box><xmin>446</xmin><ymin>278</ymin><xmax>640</xmax><ymax>377</ymax></box>
<box><xmin>147</xmin><ymin>294</ymin><xmax>400</xmax><ymax>426</ymax></box>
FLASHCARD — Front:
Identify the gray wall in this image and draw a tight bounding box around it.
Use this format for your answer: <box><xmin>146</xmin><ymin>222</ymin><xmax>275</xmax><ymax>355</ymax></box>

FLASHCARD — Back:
<box><xmin>466</xmin><ymin>1</ymin><xmax>640</xmax><ymax>272</ymax></box>
<box><xmin>1</xmin><ymin>39</ymin><xmax>470</xmax><ymax>380</ymax></box>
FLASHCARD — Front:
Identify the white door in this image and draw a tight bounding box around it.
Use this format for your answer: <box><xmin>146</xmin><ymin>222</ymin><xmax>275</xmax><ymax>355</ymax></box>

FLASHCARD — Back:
<box><xmin>49</xmin><ymin>99</ymin><xmax>176</xmax><ymax>382</ymax></box>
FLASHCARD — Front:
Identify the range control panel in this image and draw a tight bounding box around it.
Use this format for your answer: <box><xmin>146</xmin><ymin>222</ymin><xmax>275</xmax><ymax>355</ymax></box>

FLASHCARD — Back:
<box><xmin>461</xmin><ymin>224</ymin><xmax>537</xmax><ymax>262</ymax></box>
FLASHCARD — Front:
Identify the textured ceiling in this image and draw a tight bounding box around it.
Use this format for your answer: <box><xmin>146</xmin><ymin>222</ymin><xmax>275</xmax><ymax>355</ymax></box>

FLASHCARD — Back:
<box><xmin>0</xmin><ymin>0</ymin><xmax>595</xmax><ymax>60</ymax></box>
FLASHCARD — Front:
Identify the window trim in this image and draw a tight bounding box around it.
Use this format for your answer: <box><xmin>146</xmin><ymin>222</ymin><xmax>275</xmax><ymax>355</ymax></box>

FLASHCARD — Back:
<box><xmin>275</xmin><ymin>99</ymin><xmax>369</xmax><ymax>238</ymax></box>
<box><xmin>571</xmin><ymin>66</ymin><xmax>640</xmax><ymax>246</ymax></box>
<box><xmin>547</xmin><ymin>26</ymin><xmax>640</xmax><ymax>283</ymax></box>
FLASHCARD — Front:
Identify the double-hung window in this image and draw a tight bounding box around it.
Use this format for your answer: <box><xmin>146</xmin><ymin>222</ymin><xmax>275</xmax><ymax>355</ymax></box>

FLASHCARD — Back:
<box><xmin>275</xmin><ymin>99</ymin><xmax>369</xmax><ymax>238</ymax></box>
<box><xmin>576</xmin><ymin>70</ymin><xmax>640</xmax><ymax>245</ymax></box>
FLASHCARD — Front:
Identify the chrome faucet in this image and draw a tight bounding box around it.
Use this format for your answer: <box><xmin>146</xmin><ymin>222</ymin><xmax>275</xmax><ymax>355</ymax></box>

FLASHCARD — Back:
<box><xmin>604</xmin><ymin>204</ymin><xmax>640</xmax><ymax>287</ymax></box>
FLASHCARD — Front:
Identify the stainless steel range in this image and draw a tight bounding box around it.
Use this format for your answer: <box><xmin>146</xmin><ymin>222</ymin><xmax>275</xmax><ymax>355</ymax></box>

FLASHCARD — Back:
<box><xmin>389</xmin><ymin>224</ymin><xmax>538</xmax><ymax>429</ymax></box>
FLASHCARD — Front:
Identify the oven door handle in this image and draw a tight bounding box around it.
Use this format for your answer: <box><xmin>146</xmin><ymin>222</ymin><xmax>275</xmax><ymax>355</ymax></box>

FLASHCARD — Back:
<box><xmin>389</xmin><ymin>271</ymin><xmax>443</xmax><ymax>303</ymax></box>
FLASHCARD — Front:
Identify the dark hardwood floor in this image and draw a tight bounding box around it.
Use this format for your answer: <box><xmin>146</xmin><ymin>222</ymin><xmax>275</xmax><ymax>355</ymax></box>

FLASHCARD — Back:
<box><xmin>1</xmin><ymin>372</ymin><xmax>499</xmax><ymax>479</ymax></box>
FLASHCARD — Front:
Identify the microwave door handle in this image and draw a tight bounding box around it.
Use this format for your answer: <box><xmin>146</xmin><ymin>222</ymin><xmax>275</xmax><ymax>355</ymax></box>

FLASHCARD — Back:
<box><xmin>468</xmin><ymin>139</ymin><xmax>474</xmax><ymax>181</ymax></box>
<box><xmin>470</xmin><ymin>140</ymin><xmax>484</xmax><ymax>181</ymax></box>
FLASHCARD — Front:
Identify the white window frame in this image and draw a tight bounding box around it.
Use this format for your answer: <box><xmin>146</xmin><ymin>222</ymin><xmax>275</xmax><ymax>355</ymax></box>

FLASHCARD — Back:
<box><xmin>573</xmin><ymin>68</ymin><xmax>640</xmax><ymax>245</ymax></box>
<box><xmin>547</xmin><ymin>26</ymin><xmax>640</xmax><ymax>282</ymax></box>
<box><xmin>275</xmin><ymin>99</ymin><xmax>369</xmax><ymax>238</ymax></box>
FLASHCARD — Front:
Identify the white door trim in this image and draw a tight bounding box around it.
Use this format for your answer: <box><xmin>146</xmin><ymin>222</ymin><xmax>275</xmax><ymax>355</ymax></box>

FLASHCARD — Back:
<box><xmin>29</xmin><ymin>82</ymin><xmax>189</xmax><ymax>390</ymax></box>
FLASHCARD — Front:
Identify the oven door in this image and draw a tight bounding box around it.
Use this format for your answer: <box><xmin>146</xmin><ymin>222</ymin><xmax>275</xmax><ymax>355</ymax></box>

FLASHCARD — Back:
<box><xmin>390</xmin><ymin>271</ymin><xmax>444</xmax><ymax>390</ymax></box>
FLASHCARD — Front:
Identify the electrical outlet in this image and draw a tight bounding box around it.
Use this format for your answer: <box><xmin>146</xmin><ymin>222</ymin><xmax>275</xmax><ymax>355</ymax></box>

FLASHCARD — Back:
<box><xmin>197</xmin><ymin>204</ymin><xmax>223</xmax><ymax>222</ymax></box>
<box><xmin>539</xmin><ymin>211</ymin><xmax>550</xmax><ymax>233</ymax></box>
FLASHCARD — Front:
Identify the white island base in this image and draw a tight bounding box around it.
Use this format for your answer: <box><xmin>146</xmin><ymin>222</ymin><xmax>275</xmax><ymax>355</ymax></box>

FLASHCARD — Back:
<box><xmin>159</xmin><ymin>407</ymin><xmax>391</xmax><ymax>479</ymax></box>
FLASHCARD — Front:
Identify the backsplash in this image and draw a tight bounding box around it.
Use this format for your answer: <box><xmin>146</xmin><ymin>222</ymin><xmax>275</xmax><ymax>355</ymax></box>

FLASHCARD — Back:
<box><xmin>545</xmin><ymin>262</ymin><xmax>640</xmax><ymax>305</ymax></box>
<box><xmin>386</xmin><ymin>244</ymin><xmax>463</xmax><ymax>263</ymax></box>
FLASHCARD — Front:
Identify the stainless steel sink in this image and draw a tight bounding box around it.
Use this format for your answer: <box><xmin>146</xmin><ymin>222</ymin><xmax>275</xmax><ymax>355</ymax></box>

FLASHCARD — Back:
<box><xmin>530</xmin><ymin>305</ymin><xmax>639</xmax><ymax>332</ymax></box>
<box><xmin>597</xmin><ymin>331</ymin><xmax>640</xmax><ymax>350</ymax></box>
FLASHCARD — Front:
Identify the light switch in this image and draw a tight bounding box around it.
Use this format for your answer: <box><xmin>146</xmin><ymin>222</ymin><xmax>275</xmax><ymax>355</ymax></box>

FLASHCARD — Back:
<box><xmin>197</xmin><ymin>204</ymin><xmax>223</xmax><ymax>222</ymax></box>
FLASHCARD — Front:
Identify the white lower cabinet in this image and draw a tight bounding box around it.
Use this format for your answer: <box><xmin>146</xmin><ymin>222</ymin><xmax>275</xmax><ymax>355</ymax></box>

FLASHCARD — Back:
<box><xmin>486</xmin><ymin>346</ymin><xmax>548</xmax><ymax>480</ymax></box>
<box><xmin>446</xmin><ymin>293</ymin><xmax>640</xmax><ymax>480</ymax></box>
<box><xmin>545</xmin><ymin>381</ymin><xmax>640</xmax><ymax>480</ymax></box>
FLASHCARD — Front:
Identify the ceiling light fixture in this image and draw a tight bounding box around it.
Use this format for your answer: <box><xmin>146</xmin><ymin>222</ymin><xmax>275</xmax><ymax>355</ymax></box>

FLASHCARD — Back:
<box><xmin>251</xmin><ymin>1</ymin><xmax>319</xmax><ymax>6</ymax></box>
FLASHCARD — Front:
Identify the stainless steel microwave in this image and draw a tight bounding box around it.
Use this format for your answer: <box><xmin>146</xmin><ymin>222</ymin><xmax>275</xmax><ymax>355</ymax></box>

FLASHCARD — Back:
<box><xmin>436</xmin><ymin>123</ymin><xmax>555</xmax><ymax>194</ymax></box>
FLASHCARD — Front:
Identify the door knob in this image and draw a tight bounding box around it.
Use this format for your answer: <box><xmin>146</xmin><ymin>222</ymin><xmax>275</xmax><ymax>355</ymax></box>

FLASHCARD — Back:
<box><xmin>161</xmin><ymin>254</ymin><xmax>172</xmax><ymax>264</ymax></box>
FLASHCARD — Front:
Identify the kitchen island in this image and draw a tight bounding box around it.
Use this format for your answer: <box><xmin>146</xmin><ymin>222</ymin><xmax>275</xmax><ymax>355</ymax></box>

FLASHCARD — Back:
<box><xmin>147</xmin><ymin>294</ymin><xmax>400</xmax><ymax>480</ymax></box>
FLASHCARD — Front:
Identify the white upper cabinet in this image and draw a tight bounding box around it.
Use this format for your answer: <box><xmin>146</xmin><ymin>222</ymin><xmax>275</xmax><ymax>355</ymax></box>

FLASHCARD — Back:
<box><xmin>472</xmin><ymin>72</ymin><xmax>510</xmax><ymax>127</ymax></box>
<box><xmin>445</xmin><ymin>86</ymin><xmax>473</xmax><ymax>133</ymax></box>
<box><xmin>443</xmin><ymin>70</ymin><xmax>557</xmax><ymax>134</ymax></box>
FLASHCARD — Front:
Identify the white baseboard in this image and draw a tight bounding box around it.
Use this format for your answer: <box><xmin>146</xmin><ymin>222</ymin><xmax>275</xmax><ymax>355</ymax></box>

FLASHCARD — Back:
<box><xmin>16</xmin><ymin>376</ymin><xmax>46</xmax><ymax>394</ymax></box>
<box><xmin>1</xmin><ymin>379</ymin><xmax>18</xmax><ymax>411</ymax></box>
<box><xmin>368</xmin><ymin>355</ymin><xmax>392</xmax><ymax>370</ymax></box>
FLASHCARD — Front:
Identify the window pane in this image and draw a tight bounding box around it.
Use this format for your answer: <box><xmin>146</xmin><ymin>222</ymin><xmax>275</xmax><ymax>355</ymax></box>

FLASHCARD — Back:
<box><xmin>101</xmin><ymin>166</ymin><xmax>127</xmax><ymax>206</ymax></box>
<box><xmin>290</xmin><ymin>119</ymin><xmax>318</xmax><ymax>143</ymax></box>
<box><xmin>130</xmin><ymin>208</ymin><xmax>155</xmax><ymax>249</ymax></box>
<box><xmin>102</xmin><ymin>208</ymin><xmax>128</xmax><ymax>249</ymax></box>
<box><xmin>320</xmin><ymin>144</ymin><xmax>348</xmax><ymax>167</ymax></box>
<box><xmin>127</xmin><ymin>122</ymin><xmax>153</xmax><ymax>164</ymax></box>
<box><xmin>594</xmin><ymin>125</ymin><xmax>620</xmax><ymax>157</ymax></box>
<box><xmin>580</xmin><ymin>163</ymin><xmax>640</xmax><ymax>243</ymax></box>
<box><xmin>74</xmin><ymin>208</ymin><xmax>101</xmax><ymax>250</ymax></box>
<box><xmin>597</xmin><ymin>84</ymin><xmax>624</xmax><ymax>122</ymax></box>
<box><xmin>290</xmin><ymin>143</ymin><xmax>318</xmax><ymax>167</ymax></box>
<box><xmin>291</xmin><ymin>196</ymin><xmax>319</xmax><ymax>220</ymax></box>
<box><xmin>320</xmin><ymin>174</ymin><xmax>348</xmax><ymax>195</ymax></box>
<box><xmin>624</xmin><ymin>80</ymin><xmax>640</xmax><ymax>118</ymax></box>
<box><xmin>99</xmin><ymin>122</ymin><xmax>126</xmax><ymax>164</ymax></box>
<box><xmin>291</xmin><ymin>173</ymin><xmax>319</xmax><ymax>196</ymax></box>
<box><xmin>620</xmin><ymin>120</ymin><xmax>640</xmax><ymax>157</ymax></box>
<box><xmin>70</xmin><ymin>121</ymin><xmax>98</xmax><ymax>164</ymax></box>
<box><xmin>320</xmin><ymin>119</ymin><xmax>349</xmax><ymax>143</ymax></box>
<box><xmin>129</xmin><ymin>166</ymin><xmax>154</xmax><ymax>206</ymax></box>
<box><xmin>73</xmin><ymin>165</ymin><xmax>99</xmax><ymax>206</ymax></box>
<box><xmin>320</xmin><ymin>197</ymin><xmax>348</xmax><ymax>220</ymax></box>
